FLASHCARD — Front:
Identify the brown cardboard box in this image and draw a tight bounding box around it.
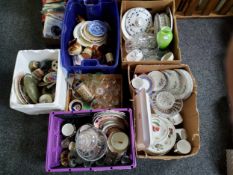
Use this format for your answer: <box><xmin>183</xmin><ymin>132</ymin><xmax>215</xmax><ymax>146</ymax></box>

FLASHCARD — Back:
<box><xmin>121</xmin><ymin>0</ymin><xmax>181</xmax><ymax>67</ymax></box>
<box><xmin>128</xmin><ymin>64</ymin><xmax>200</xmax><ymax>159</ymax></box>
<box><xmin>65</xmin><ymin>74</ymin><xmax>123</xmax><ymax>111</ymax></box>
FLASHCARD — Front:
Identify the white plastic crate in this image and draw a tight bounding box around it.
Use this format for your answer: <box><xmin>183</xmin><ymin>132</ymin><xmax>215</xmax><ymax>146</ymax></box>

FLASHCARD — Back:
<box><xmin>10</xmin><ymin>49</ymin><xmax>67</xmax><ymax>115</ymax></box>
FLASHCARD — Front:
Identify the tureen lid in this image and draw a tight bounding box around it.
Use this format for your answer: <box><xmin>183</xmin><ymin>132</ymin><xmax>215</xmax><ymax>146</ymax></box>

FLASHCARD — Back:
<box><xmin>122</xmin><ymin>7</ymin><xmax>152</xmax><ymax>40</ymax></box>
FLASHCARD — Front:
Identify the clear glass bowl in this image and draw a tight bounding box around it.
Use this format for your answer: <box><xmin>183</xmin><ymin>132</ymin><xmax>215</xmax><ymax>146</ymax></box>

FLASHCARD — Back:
<box><xmin>75</xmin><ymin>124</ymin><xmax>107</xmax><ymax>162</ymax></box>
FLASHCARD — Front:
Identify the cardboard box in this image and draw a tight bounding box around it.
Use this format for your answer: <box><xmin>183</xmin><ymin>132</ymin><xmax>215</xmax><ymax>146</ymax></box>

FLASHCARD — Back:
<box><xmin>10</xmin><ymin>49</ymin><xmax>67</xmax><ymax>115</ymax></box>
<box><xmin>127</xmin><ymin>64</ymin><xmax>200</xmax><ymax>159</ymax></box>
<box><xmin>121</xmin><ymin>0</ymin><xmax>181</xmax><ymax>67</ymax></box>
<box><xmin>65</xmin><ymin>74</ymin><xmax>123</xmax><ymax>111</ymax></box>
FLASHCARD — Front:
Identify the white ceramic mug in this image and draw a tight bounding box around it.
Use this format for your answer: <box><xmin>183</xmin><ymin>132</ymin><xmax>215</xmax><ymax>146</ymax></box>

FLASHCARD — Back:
<box><xmin>175</xmin><ymin>128</ymin><xmax>187</xmax><ymax>141</ymax></box>
<box><xmin>61</xmin><ymin>123</ymin><xmax>76</xmax><ymax>137</ymax></box>
<box><xmin>174</xmin><ymin>139</ymin><xmax>191</xmax><ymax>154</ymax></box>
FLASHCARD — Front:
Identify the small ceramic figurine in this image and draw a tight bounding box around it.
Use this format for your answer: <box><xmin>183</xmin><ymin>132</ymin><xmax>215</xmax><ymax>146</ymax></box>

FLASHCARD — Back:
<box><xmin>68</xmin><ymin>39</ymin><xmax>83</xmax><ymax>56</ymax></box>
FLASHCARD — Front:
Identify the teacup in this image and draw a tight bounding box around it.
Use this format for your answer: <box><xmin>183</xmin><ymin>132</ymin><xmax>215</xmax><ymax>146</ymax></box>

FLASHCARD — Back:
<box><xmin>175</xmin><ymin>128</ymin><xmax>187</xmax><ymax>141</ymax></box>
<box><xmin>174</xmin><ymin>139</ymin><xmax>191</xmax><ymax>154</ymax></box>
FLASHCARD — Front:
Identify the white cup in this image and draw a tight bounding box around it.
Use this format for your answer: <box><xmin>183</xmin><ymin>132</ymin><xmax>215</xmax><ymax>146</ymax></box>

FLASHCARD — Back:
<box><xmin>61</xmin><ymin>123</ymin><xmax>76</xmax><ymax>137</ymax></box>
<box><xmin>131</xmin><ymin>77</ymin><xmax>144</xmax><ymax>90</ymax></box>
<box><xmin>175</xmin><ymin>128</ymin><xmax>187</xmax><ymax>141</ymax></box>
<box><xmin>174</xmin><ymin>139</ymin><xmax>191</xmax><ymax>154</ymax></box>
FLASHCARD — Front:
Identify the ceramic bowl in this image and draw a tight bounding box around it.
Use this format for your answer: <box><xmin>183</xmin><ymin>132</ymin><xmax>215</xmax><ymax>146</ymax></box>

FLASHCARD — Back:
<box><xmin>161</xmin><ymin>52</ymin><xmax>174</xmax><ymax>61</ymax></box>
<box><xmin>150</xmin><ymin>91</ymin><xmax>183</xmax><ymax>116</ymax></box>
<box><xmin>126</xmin><ymin>49</ymin><xmax>143</xmax><ymax>61</ymax></box>
<box><xmin>146</xmin><ymin>115</ymin><xmax>176</xmax><ymax>155</ymax></box>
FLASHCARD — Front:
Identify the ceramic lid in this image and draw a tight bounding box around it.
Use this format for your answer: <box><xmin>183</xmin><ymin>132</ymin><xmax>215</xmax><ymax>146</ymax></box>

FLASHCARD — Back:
<box><xmin>122</xmin><ymin>8</ymin><xmax>152</xmax><ymax>40</ymax></box>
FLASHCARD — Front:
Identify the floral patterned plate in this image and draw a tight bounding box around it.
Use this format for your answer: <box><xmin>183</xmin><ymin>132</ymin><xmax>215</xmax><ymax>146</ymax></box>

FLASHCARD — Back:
<box><xmin>146</xmin><ymin>115</ymin><xmax>176</xmax><ymax>155</ymax></box>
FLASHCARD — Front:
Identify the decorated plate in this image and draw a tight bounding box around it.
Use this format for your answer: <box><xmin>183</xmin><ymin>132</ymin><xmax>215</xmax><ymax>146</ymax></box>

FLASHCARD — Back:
<box><xmin>122</xmin><ymin>8</ymin><xmax>152</xmax><ymax>40</ymax></box>
<box><xmin>146</xmin><ymin>116</ymin><xmax>176</xmax><ymax>155</ymax></box>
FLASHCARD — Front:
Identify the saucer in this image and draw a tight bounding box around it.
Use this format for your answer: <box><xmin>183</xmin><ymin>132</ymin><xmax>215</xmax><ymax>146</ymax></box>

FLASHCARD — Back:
<box><xmin>148</xmin><ymin>71</ymin><xmax>167</xmax><ymax>92</ymax></box>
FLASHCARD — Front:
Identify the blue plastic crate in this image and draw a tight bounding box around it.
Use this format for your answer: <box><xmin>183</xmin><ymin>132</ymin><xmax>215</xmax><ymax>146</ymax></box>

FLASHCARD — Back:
<box><xmin>61</xmin><ymin>0</ymin><xmax>120</xmax><ymax>73</ymax></box>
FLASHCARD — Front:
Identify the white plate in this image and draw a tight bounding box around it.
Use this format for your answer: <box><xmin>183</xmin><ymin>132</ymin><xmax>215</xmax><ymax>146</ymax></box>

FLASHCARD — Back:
<box><xmin>121</xmin><ymin>10</ymin><xmax>131</xmax><ymax>40</ymax></box>
<box><xmin>148</xmin><ymin>71</ymin><xmax>167</xmax><ymax>92</ymax></box>
<box><xmin>146</xmin><ymin>116</ymin><xmax>176</xmax><ymax>155</ymax></box>
<box><xmin>163</xmin><ymin>70</ymin><xmax>181</xmax><ymax>96</ymax></box>
<box><xmin>125</xmin><ymin>8</ymin><xmax>152</xmax><ymax>36</ymax></box>
<box><xmin>154</xmin><ymin>13</ymin><xmax>160</xmax><ymax>35</ymax></box>
<box><xmin>166</xmin><ymin>7</ymin><xmax>173</xmax><ymax>30</ymax></box>
<box><xmin>175</xmin><ymin>69</ymin><xmax>194</xmax><ymax>100</ymax></box>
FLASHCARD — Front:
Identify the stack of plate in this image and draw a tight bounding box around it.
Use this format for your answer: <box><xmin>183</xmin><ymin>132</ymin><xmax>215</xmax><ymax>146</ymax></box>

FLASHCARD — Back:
<box><xmin>73</xmin><ymin>20</ymin><xmax>108</xmax><ymax>47</ymax></box>
<box><xmin>146</xmin><ymin>115</ymin><xmax>176</xmax><ymax>155</ymax></box>
<box><xmin>147</xmin><ymin>69</ymin><xmax>194</xmax><ymax>100</ymax></box>
<box><xmin>154</xmin><ymin>7</ymin><xmax>173</xmax><ymax>35</ymax></box>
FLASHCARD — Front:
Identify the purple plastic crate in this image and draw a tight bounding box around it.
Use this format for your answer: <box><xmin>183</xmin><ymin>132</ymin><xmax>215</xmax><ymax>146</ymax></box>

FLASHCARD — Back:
<box><xmin>45</xmin><ymin>108</ymin><xmax>136</xmax><ymax>172</ymax></box>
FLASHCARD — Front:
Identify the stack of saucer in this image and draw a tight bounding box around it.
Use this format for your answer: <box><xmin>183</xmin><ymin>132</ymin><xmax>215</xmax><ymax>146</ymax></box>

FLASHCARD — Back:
<box><xmin>73</xmin><ymin>20</ymin><xmax>108</xmax><ymax>47</ymax></box>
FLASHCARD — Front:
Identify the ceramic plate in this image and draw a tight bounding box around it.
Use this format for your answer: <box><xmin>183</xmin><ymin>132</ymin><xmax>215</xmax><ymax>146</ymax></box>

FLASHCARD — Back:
<box><xmin>175</xmin><ymin>69</ymin><xmax>194</xmax><ymax>100</ymax></box>
<box><xmin>154</xmin><ymin>13</ymin><xmax>160</xmax><ymax>35</ymax></box>
<box><xmin>73</xmin><ymin>22</ymin><xmax>93</xmax><ymax>47</ymax></box>
<box><xmin>121</xmin><ymin>10</ymin><xmax>131</xmax><ymax>40</ymax></box>
<box><xmin>146</xmin><ymin>116</ymin><xmax>176</xmax><ymax>155</ymax></box>
<box><xmin>148</xmin><ymin>71</ymin><xmax>167</xmax><ymax>92</ymax></box>
<box><xmin>150</xmin><ymin>91</ymin><xmax>183</xmax><ymax>116</ymax></box>
<box><xmin>166</xmin><ymin>7</ymin><xmax>173</xmax><ymax>30</ymax></box>
<box><xmin>125</xmin><ymin>8</ymin><xmax>152</xmax><ymax>37</ymax></box>
<box><xmin>163</xmin><ymin>70</ymin><xmax>181</xmax><ymax>96</ymax></box>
